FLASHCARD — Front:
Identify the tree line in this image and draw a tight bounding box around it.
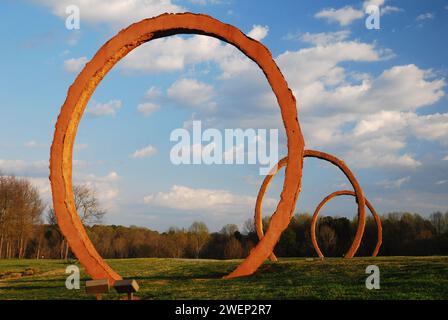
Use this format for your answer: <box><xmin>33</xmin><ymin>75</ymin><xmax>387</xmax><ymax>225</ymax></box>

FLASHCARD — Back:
<box><xmin>1</xmin><ymin>174</ymin><xmax>448</xmax><ymax>260</ymax></box>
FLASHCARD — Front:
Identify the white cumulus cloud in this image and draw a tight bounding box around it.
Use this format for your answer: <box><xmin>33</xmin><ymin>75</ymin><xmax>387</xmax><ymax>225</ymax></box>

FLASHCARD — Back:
<box><xmin>137</xmin><ymin>102</ymin><xmax>160</xmax><ymax>117</ymax></box>
<box><xmin>63</xmin><ymin>57</ymin><xmax>88</xmax><ymax>73</ymax></box>
<box><xmin>131</xmin><ymin>145</ymin><xmax>157</xmax><ymax>159</ymax></box>
<box><xmin>74</xmin><ymin>171</ymin><xmax>121</xmax><ymax>211</ymax></box>
<box><xmin>87</xmin><ymin>100</ymin><xmax>122</xmax><ymax>117</ymax></box>
<box><xmin>315</xmin><ymin>1</ymin><xmax>402</xmax><ymax>26</ymax></box>
<box><xmin>299</xmin><ymin>30</ymin><xmax>351</xmax><ymax>45</ymax></box>
<box><xmin>37</xmin><ymin>0</ymin><xmax>185</xmax><ymax>29</ymax></box>
<box><xmin>416</xmin><ymin>12</ymin><xmax>434</xmax><ymax>21</ymax></box>
<box><xmin>315</xmin><ymin>6</ymin><xmax>364</xmax><ymax>26</ymax></box>
<box><xmin>247</xmin><ymin>25</ymin><xmax>269</xmax><ymax>41</ymax></box>
<box><xmin>378</xmin><ymin>176</ymin><xmax>411</xmax><ymax>189</ymax></box>
<box><xmin>167</xmin><ymin>78</ymin><xmax>216</xmax><ymax>111</ymax></box>
<box><xmin>143</xmin><ymin>185</ymin><xmax>277</xmax><ymax>214</ymax></box>
<box><xmin>0</xmin><ymin>159</ymin><xmax>48</xmax><ymax>176</ymax></box>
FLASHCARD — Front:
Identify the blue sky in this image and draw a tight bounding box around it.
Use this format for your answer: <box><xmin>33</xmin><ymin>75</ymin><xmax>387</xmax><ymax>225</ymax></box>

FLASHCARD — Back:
<box><xmin>0</xmin><ymin>0</ymin><xmax>447</xmax><ymax>231</ymax></box>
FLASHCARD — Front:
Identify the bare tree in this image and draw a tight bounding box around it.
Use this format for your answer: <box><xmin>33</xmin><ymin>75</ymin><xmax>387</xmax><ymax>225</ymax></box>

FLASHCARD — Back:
<box><xmin>0</xmin><ymin>175</ymin><xmax>44</xmax><ymax>259</ymax></box>
<box><xmin>319</xmin><ymin>225</ymin><xmax>337</xmax><ymax>255</ymax></box>
<box><xmin>220</xmin><ymin>224</ymin><xmax>239</xmax><ymax>236</ymax></box>
<box><xmin>188</xmin><ymin>222</ymin><xmax>210</xmax><ymax>259</ymax></box>
<box><xmin>47</xmin><ymin>184</ymin><xmax>106</xmax><ymax>260</ymax></box>
<box><xmin>242</xmin><ymin>218</ymin><xmax>255</xmax><ymax>235</ymax></box>
<box><xmin>73</xmin><ymin>185</ymin><xmax>106</xmax><ymax>225</ymax></box>
<box><xmin>224</xmin><ymin>237</ymin><xmax>243</xmax><ymax>259</ymax></box>
<box><xmin>430</xmin><ymin>212</ymin><xmax>446</xmax><ymax>235</ymax></box>
<box><xmin>47</xmin><ymin>208</ymin><xmax>68</xmax><ymax>259</ymax></box>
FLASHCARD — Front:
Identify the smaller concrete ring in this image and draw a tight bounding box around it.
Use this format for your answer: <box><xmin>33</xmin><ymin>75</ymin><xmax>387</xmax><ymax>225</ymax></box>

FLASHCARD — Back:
<box><xmin>255</xmin><ymin>150</ymin><xmax>366</xmax><ymax>262</ymax></box>
<box><xmin>311</xmin><ymin>190</ymin><xmax>382</xmax><ymax>258</ymax></box>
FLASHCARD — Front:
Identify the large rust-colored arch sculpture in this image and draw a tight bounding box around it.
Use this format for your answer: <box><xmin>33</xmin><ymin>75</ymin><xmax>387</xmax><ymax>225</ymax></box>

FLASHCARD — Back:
<box><xmin>311</xmin><ymin>190</ymin><xmax>382</xmax><ymax>258</ymax></box>
<box><xmin>49</xmin><ymin>13</ymin><xmax>305</xmax><ymax>283</ymax></box>
<box><xmin>254</xmin><ymin>150</ymin><xmax>366</xmax><ymax>262</ymax></box>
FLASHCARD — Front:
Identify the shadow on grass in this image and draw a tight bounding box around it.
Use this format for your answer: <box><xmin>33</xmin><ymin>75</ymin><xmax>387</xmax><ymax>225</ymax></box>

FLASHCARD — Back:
<box><xmin>131</xmin><ymin>272</ymin><xmax>226</xmax><ymax>281</ymax></box>
<box><xmin>0</xmin><ymin>284</ymin><xmax>63</xmax><ymax>291</ymax></box>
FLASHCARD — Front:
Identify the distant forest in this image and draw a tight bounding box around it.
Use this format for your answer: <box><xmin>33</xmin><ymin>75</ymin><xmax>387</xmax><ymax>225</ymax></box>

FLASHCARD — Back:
<box><xmin>1</xmin><ymin>175</ymin><xmax>448</xmax><ymax>260</ymax></box>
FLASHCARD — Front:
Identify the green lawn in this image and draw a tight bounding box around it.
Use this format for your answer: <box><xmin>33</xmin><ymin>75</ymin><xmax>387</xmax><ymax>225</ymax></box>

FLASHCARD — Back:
<box><xmin>0</xmin><ymin>257</ymin><xmax>447</xmax><ymax>300</ymax></box>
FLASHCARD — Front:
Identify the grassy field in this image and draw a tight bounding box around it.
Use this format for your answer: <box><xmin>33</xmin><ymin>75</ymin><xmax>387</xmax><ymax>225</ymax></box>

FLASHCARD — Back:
<box><xmin>0</xmin><ymin>257</ymin><xmax>447</xmax><ymax>300</ymax></box>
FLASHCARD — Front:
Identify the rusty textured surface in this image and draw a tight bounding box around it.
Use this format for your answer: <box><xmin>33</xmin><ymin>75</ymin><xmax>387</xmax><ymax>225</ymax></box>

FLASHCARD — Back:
<box><xmin>311</xmin><ymin>190</ymin><xmax>382</xmax><ymax>258</ymax></box>
<box><xmin>255</xmin><ymin>150</ymin><xmax>366</xmax><ymax>261</ymax></box>
<box><xmin>49</xmin><ymin>13</ymin><xmax>305</xmax><ymax>283</ymax></box>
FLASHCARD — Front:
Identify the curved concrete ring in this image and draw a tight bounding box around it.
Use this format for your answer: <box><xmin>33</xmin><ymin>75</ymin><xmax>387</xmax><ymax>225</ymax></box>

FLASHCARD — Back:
<box><xmin>49</xmin><ymin>13</ymin><xmax>305</xmax><ymax>283</ymax></box>
<box><xmin>311</xmin><ymin>190</ymin><xmax>382</xmax><ymax>258</ymax></box>
<box><xmin>254</xmin><ymin>150</ymin><xmax>366</xmax><ymax>261</ymax></box>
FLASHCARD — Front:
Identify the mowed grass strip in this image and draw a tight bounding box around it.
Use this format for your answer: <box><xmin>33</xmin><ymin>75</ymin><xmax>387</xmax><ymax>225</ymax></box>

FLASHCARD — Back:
<box><xmin>0</xmin><ymin>257</ymin><xmax>447</xmax><ymax>300</ymax></box>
